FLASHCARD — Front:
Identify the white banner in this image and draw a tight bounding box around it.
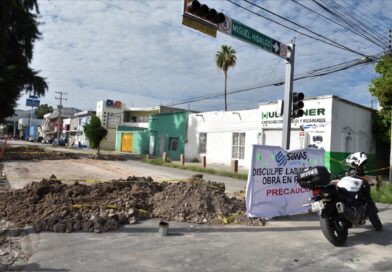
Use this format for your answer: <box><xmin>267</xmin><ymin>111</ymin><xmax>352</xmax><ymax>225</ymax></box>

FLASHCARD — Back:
<box><xmin>246</xmin><ymin>145</ymin><xmax>325</xmax><ymax>218</ymax></box>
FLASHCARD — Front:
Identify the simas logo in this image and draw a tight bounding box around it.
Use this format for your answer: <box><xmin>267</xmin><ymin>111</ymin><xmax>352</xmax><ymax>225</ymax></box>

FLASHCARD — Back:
<box><xmin>275</xmin><ymin>151</ymin><xmax>308</xmax><ymax>166</ymax></box>
<box><xmin>275</xmin><ymin>151</ymin><xmax>287</xmax><ymax>166</ymax></box>
<box><xmin>287</xmin><ymin>151</ymin><xmax>308</xmax><ymax>161</ymax></box>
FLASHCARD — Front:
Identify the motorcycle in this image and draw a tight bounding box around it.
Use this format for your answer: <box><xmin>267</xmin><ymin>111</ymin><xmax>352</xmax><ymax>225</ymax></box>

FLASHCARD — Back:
<box><xmin>297</xmin><ymin>165</ymin><xmax>382</xmax><ymax>246</ymax></box>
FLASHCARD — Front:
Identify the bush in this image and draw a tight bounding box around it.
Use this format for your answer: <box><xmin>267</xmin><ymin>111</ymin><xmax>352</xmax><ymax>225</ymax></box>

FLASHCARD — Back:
<box><xmin>371</xmin><ymin>183</ymin><xmax>392</xmax><ymax>204</ymax></box>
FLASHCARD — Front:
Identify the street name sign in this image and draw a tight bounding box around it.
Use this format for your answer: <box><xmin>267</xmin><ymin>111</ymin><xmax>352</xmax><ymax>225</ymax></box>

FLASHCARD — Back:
<box><xmin>219</xmin><ymin>16</ymin><xmax>288</xmax><ymax>59</ymax></box>
<box><xmin>26</xmin><ymin>96</ymin><xmax>40</xmax><ymax>107</ymax></box>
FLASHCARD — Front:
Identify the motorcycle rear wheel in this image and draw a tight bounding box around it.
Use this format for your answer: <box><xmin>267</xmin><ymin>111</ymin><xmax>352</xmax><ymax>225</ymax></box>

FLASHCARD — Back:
<box><xmin>320</xmin><ymin>217</ymin><xmax>348</xmax><ymax>246</ymax></box>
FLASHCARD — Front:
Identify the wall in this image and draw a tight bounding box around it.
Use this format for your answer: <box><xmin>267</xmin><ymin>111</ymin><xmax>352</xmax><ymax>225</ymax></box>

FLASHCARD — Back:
<box><xmin>115</xmin><ymin>126</ymin><xmax>149</xmax><ymax>154</ymax></box>
<box><xmin>186</xmin><ymin>109</ymin><xmax>260</xmax><ymax>167</ymax></box>
<box><xmin>96</xmin><ymin>100</ymin><xmax>125</xmax><ymax>128</ymax></box>
<box><xmin>149</xmin><ymin>112</ymin><xmax>189</xmax><ymax>160</ymax></box>
<box><xmin>100</xmin><ymin>128</ymin><xmax>116</xmax><ymax>150</ymax></box>
<box><xmin>259</xmin><ymin>97</ymin><xmax>333</xmax><ymax>151</ymax></box>
<box><xmin>328</xmin><ymin>97</ymin><xmax>376</xmax><ymax>174</ymax></box>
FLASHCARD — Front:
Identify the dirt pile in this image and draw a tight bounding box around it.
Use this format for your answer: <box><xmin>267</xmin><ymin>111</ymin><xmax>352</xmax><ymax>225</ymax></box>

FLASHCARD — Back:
<box><xmin>1</xmin><ymin>146</ymin><xmax>79</xmax><ymax>161</ymax></box>
<box><xmin>0</xmin><ymin>176</ymin><xmax>259</xmax><ymax>233</ymax></box>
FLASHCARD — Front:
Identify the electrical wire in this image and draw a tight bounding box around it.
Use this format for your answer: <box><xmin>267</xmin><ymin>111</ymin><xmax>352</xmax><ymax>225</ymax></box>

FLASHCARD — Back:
<box><xmin>311</xmin><ymin>0</ymin><xmax>387</xmax><ymax>49</ymax></box>
<box><xmin>163</xmin><ymin>54</ymin><xmax>382</xmax><ymax>107</ymax></box>
<box><xmin>290</xmin><ymin>0</ymin><xmax>386</xmax><ymax>50</ymax></box>
<box><xmin>225</xmin><ymin>0</ymin><xmax>369</xmax><ymax>57</ymax></box>
<box><xmin>242</xmin><ymin>0</ymin><xmax>381</xmax><ymax>52</ymax></box>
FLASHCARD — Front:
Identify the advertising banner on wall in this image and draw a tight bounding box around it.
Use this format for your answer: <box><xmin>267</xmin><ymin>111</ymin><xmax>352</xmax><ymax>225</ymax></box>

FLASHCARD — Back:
<box><xmin>246</xmin><ymin>145</ymin><xmax>325</xmax><ymax>218</ymax></box>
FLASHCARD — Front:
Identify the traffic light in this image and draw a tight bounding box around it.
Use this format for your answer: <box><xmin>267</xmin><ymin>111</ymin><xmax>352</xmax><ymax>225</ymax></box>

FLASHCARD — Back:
<box><xmin>389</xmin><ymin>29</ymin><xmax>391</xmax><ymax>50</ymax></box>
<box><xmin>186</xmin><ymin>0</ymin><xmax>225</xmax><ymax>25</ymax></box>
<box><xmin>292</xmin><ymin>92</ymin><xmax>305</xmax><ymax>118</ymax></box>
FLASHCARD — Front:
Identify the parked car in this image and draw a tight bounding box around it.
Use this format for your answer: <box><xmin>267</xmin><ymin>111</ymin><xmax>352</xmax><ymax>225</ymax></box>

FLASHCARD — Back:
<box><xmin>52</xmin><ymin>138</ymin><xmax>67</xmax><ymax>146</ymax></box>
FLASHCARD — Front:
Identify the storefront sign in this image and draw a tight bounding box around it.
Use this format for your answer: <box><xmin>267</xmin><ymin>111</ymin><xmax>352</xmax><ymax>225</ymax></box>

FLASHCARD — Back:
<box><xmin>246</xmin><ymin>145</ymin><xmax>325</xmax><ymax>218</ymax></box>
<box><xmin>261</xmin><ymin>107</ymin><xmax>326</xmax><ymax>127</ymax></box>
<box><xmin>106</xmin><ymin>99</ymin><xmax>122</xmax><ymax>108</ymax></box>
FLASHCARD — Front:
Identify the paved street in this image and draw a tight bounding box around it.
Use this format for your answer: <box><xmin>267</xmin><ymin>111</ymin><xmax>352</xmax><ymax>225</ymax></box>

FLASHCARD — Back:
<box><xmin>2</xmin><ymin>158</ymin><xmax>247</xmax><ymax>193</ymax></box>
<box><xmin>1</xmin><ymin>145</ymin><xmax>392</xmax><ymax>271</ymax></box>
<box><xmin>12</xmin><ymin>204</ymin><xmax>392</xmax><ymax>272</ymax></box>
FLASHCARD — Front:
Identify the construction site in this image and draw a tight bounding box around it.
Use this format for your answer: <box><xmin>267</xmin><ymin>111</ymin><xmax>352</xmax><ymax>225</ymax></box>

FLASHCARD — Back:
<box><xmin>0</xmin><ymin>144</ymin><xmax>262</xmax><ymax>271</ymax></box>
<box><xmin>0</xmin><ymin>143</ymin><xmax>391</xmax><ymax>272</ymax></box>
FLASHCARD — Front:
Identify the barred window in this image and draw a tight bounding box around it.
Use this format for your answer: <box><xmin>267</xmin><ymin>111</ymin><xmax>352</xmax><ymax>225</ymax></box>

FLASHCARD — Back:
<box><xmin>169</xmin><ymin>137</ymin><xmax>179</xmax><ymax>151</ymax></box>
<box><xmin>232</xmin><ymin>133</ymin><xmax>245</xmax><ymax>159</ymax></box>
<box><xmin>199</xmin><ymin>133</ymin><xmax>207</xmax><ymax>153</ymax></box>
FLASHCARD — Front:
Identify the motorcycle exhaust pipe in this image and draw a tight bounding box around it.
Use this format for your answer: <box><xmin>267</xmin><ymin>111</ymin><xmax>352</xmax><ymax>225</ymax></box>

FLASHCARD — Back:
<box><xmin>336</xmin><ymin>202</ymin><xmax>358</xmax><ymax>225</ymax></box>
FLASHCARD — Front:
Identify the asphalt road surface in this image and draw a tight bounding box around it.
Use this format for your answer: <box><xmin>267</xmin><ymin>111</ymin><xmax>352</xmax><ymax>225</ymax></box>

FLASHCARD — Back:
<box><xmin>3</xmin><ymin>159</ymin><xmax>247</xmax><ymax>193</ymax></box>
<box><xmin>10</xmin><ymin>204</ymin><xmax>392</xmax><ymax>272</ymax></box>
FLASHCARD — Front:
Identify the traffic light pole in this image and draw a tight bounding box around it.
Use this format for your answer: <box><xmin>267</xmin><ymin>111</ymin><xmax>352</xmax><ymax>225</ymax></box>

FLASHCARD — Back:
<box><xmin>281</xmin><ymin>42</ymin><xmax>295</xmax><ymax>150</ymax></box>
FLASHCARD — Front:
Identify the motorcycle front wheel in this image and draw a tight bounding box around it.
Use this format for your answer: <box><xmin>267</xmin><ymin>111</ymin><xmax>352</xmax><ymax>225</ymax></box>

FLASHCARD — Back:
<box><xmin>320</xmin><ymin>216</ymin><xmax>348</xmax><ymax>246</ymax></box>
<box><xmin>368</xmin><ymin>205</ymin><xmax>382</xmax><ymax>231</ymax></box>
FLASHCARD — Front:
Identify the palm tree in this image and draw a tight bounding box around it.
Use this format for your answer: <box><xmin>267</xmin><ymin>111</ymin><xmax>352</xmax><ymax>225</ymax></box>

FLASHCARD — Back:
<box><xmin>215</xmin><ymin>45</ymin><xmax>237</xmax><ymax>111</ymax></box>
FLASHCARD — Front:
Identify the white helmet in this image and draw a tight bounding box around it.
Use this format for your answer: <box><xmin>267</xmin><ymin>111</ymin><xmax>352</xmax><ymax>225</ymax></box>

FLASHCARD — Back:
<box><xmin>345</xmin><ymin>152</ymin><xmax>367</xmax><ymax>167</ymax></box>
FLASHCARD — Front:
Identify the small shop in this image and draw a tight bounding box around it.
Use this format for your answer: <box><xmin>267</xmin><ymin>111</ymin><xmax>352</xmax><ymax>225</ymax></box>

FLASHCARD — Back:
<box><xmin>185</xmin><ymin>95</ymin><xmax>377</xmax><ymax>175</ymax></box>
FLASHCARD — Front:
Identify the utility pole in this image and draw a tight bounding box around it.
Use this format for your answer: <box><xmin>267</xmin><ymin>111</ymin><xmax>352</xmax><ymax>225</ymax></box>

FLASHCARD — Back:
<box><xmin>281</xmin><ymin>41</ymin><xmax>295</xmax><ymax>150</ymax></box>
<box><xmin>55</xmin><ymin>91</ymin><xmax>67</xmax><ymax>140</ymax></box>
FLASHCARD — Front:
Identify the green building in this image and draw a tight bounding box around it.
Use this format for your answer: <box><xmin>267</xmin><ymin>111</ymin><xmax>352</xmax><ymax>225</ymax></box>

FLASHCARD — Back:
<box><xmin>115</xmin><ymin>126</ymin><xmax>149</xmax><ymax>154</ymax></box>
<box><xmin>148</xmin><ymin>111</ymin><xmax>189</xmax><ymax>160</ymax></box>
<box><xmin>115</xmin><ymin>111</ymin><xmax>189</xmax><ymax>160</ymax></box>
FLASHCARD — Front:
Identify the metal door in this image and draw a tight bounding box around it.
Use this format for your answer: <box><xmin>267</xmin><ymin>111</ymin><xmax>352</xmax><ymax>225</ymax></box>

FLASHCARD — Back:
<box><xmin>121</xmin><ymin>133</ymin><xmax>132</xmax><ymax>152</ymax></box>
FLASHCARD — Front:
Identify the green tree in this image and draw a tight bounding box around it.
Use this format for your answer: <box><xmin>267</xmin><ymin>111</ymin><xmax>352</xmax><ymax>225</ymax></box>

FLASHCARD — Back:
<box><xmin>369</xmin><ymin>55</ymin><xmax>392</xmax><ymax>143</ymax></box>
<box><xmin>83</xmin><ymin>116</ymin><xmax>108</xmax><ymax>155</ymax></box>
<box><xmin>215</xmin><ymin>45</ymin><xmax>237</xmax><ymax>111</ymax></box>
<box><xmin>0</xmin><ymin>0</ymin><xmax>48</xmax><ymax>122</ymax></box>
<box><xmin>35</xmin><ymin>104</ymin><xmax>54</xmax><ymax>119</ymax></box>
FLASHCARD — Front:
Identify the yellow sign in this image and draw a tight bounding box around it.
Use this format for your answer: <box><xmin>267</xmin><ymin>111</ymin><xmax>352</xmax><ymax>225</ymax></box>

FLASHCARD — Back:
<box><xmin>182</xmin><ymin>16</ymin><xmax>217</xmax><ymax>38</ymax></box>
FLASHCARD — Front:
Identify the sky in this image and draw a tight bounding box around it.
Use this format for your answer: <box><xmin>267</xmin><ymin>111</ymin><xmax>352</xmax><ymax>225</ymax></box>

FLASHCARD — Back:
<box><xmin>17</xmin><ymin>0</ymin><xmax>392</xmax><ymax>112</ymax></box>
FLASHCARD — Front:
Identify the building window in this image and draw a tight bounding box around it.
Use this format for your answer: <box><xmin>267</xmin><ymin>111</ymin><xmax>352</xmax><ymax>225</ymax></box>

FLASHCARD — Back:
<box><xmin>199</xmin><ymin>133</ymin><xmax>207</xmax><ymax>153</ymax></box>
<box><xmin>232</xmin><ymin>133</ymin><xmax>245</xmax><ymax>159</ymax></box>
<box><xmin>138</xmin><ymin>116</ymin><xmax>148</xmax><ymax>122</ymax></box>
<box><xmin>169</xmin><ymin>137</ymin><xmax>179</xmax><ymax>151</ymax></box>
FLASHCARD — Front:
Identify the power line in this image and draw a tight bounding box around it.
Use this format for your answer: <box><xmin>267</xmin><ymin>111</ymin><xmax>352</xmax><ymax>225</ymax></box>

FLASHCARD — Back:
<box><xmin>240</xmin><ymin>0</ymin><xmax>374</xmax><ymax>55</ymax></box>
<box><xmin>311</xmin><ymin>0</ymin><xmax>386</xmax><ymax>49</ymax></box>
<box><xmin>290</xmin><ymin>0</ymin><xmax>386</xmax><ymax>50</ymax></box>
<box><xmin>225</xmin><ymin>0</ymin><xmax>369</xmax><ymax>57</ymax></box>
<box><xmin>340</xmin><ymin>0</ymin><xmax>390</xmax><ymax>34</ymax></box>
<box><xmin>163</xmin><ymin>54</ymin><xmax>382</xmax><ymax>107</ymax></box>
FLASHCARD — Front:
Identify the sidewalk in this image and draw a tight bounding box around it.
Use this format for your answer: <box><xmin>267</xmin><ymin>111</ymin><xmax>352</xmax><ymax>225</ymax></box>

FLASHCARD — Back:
<box><xmin>171</xmin><ymin>160</ymin><xmax>249</xmax><ymax>175</ymax></box>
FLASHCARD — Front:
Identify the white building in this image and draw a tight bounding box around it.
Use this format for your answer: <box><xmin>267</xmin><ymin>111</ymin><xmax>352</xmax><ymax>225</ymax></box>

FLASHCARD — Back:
<box><xmin>74</xmin><ymin>110</ymin><xmax>96</xmax><ymax>147</ymax></box>
<box><xmin>185</xmin><ymin>95</ymin><xmax>376</xmax><ymax>175</ymax></box>
<box><xmin>96</xmin><ymin>100</ymin><xmax>126</xmax><ymax>150</ymax></box>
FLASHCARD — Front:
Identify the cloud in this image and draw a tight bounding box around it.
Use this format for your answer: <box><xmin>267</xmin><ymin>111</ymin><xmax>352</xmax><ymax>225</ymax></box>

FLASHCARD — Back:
<box><xmin>20</xmin><ymin>0</ymin><xmax>391</xmax><ymax>113</ymax></box>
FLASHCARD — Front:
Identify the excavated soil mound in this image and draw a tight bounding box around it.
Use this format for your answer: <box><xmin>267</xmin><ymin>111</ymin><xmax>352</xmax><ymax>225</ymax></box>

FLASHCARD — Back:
<box><xmin>1</xmin><ymin>146</ymin><xmax>79</xmax><ymax>161</ymax></box>
<box><xmin>0</xmin><ymin>176</ymin><xmax>260</xmax><ymax>233</ymax></box>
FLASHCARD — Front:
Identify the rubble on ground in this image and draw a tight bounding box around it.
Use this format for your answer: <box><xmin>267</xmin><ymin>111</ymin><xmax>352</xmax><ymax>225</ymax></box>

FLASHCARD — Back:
<box><xmin>0</xmin><ymin>220</ymin><xmax>28</xmax><ymax>272</ymax></box>
<box><xmin>1</xmin><ymin>146</ymin><xmax>79</xmax><ymax>161</ymax></box>
<box><xmin>0</xmin><ymin>175</ymin><xmax>263</xmax><ymax>233</ymax></box>
<box><xmin>88</xmin><ymin>154</ymin><xmax>126</xmax><ymax>161</ymax></box>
